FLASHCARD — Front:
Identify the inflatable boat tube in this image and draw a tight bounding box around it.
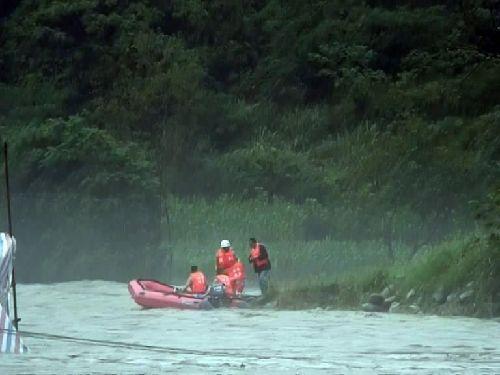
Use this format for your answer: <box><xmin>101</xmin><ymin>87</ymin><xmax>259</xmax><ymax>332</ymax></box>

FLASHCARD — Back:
<box><xmin>128</xmin><ymin>279</ymin><xmax>213</xmax><ymax>310</ymax></box>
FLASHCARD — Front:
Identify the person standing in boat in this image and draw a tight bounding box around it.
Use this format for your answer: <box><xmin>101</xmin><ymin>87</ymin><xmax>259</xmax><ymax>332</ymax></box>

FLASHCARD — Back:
<box><xmin>215</xmin><ymin>240</ymin><xmax>237</xmax><ymax>275</ymax></box>
<box><xmin>227</xmin><ymin>257</ymin><xmax>245</xmax><ymax>295</ymax></box>
<box><xmin>248</xmin><ymin>238</ymin><xmax>271</xmax><ymax>295</ymax></box>
<box><xmin>183</xmin><ymin>265</ymin><xmax>208</xmax><ymax>294</ymax></box>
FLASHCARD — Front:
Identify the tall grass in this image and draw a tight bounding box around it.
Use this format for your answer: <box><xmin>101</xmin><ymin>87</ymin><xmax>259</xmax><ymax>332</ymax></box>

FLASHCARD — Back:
<box><xmin>167</xmin><ymin>194</ymin><xmax>308</xmax><ymax>243</ymax></box>
<box><xmin>389</xmin><ymin>235</ymin><xmax>498</xmax><ymax>297</ymax></box>
<box><xmin>161</xmin><ymin>195</ymin><xmax>396</xmax><ymax>283</ymax></box>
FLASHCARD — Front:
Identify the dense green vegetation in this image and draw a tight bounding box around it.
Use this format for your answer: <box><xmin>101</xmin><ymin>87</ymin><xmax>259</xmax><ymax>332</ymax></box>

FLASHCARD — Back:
<box><xmin>0</xmin><ymin>0</ymin><xmax>498</xmax><ymax>300</ymax></box>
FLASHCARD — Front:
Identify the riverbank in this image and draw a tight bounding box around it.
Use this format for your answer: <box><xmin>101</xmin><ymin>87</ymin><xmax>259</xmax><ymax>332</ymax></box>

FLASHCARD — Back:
<box><xmin>273</xmin><ymin>235</ymin><xmax>500</xmax><ymax>318</ymax></box>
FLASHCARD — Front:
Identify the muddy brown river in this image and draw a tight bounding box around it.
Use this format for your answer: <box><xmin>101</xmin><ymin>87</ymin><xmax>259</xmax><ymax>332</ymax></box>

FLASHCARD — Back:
<box><xmin>1</xmin><ymin>281</ymin><xmax>499</xmax><ymax>374</ymax></box>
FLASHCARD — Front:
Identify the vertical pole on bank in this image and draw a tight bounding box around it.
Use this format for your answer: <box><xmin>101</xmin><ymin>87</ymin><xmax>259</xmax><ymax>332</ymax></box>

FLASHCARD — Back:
<box><xmin>3</xmin><ymin>142</ymin><xmax>19</xmax><ymax>329</ymax></box>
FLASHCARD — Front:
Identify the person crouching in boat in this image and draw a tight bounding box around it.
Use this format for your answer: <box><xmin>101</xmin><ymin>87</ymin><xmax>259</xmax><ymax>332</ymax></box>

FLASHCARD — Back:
<box><xmin>214</xmin><ymin>274</ymin><xmax>235</xmax><ymax>297</ymax></box>
<box><xmin>248</xmin><ymin>238</ymin><xmax>271</xmax><ymax>295</ymax></box>
<box><xmin>215</xmin><ymin>239</ymin><xmax>237</xmax><ymax>275</ymax></box>
<box><xmin>183</xmin><ymin>265</ymin><xmax>208</xmax><ymax>294</ymax></box>
<box><xmin>227</xmin><ymin>257</ymin><xmax>245</xmax><ymax>295</ymax></box>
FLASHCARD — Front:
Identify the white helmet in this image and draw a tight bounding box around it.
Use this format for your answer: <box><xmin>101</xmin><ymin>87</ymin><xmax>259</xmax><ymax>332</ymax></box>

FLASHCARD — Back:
<box><xmin>220</xmin><ymin>240</ymin><xmax>231</xmax><ymax>248</ymax></box>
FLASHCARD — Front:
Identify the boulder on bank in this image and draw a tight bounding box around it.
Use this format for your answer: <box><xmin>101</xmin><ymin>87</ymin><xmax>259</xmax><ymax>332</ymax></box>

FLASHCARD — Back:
<box><xmin>406</xmin><ymin>288</ymin><xmax>415</xmax><ymax>300</ymax></box>
<box><xmin>362</xmin><ymin>293</ymin><xmax>391</xmax><ymax>312</ymax></box>
<box><xmin>459</xmin><ymin>289</ymin><xmax>474</xmax><ymax>302</ymax></box>
<box><xmin>432</xmin><ymin>286</ymin><xmax>447</xmax><ymax>304</ymax></box>
<box><xmin>381</xmin><ymin>286</ymin><xmax>393</xmax><ymax>299</ymax></box>
<box><xmin>385</xmin><ymin>295</ymin><xmax>397</xmax><ymax>303</ymax></box>
<box><xmin>447</xmin><ymin>292</ymin><xmax>459</xmax><ymax>303</ymax></box>
<box><xmin>368</xmin><ymin>293</ymin><xmax>385</xmax><ymax>306</ymax></box>
<box><xmin>389</xmin><ymin>302</ymin><xmax>401</xmax><ymax>313</ymax></box>
<box><xmin>388</xmin><ymin>302</ymin><xmax>421</xmax><ymax>314</ymax></box>
<box><xmin>408</xmin><ymin>304</ymin><xmax>421</xmax><ymax>314</ymax></box>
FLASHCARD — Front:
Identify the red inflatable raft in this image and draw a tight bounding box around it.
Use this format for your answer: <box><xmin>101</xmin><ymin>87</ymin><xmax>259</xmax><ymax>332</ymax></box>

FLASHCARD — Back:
<box><xmin>128</xmin><ymin>279</ymin><xmax>213</xmax><ymax>310</ymax></box>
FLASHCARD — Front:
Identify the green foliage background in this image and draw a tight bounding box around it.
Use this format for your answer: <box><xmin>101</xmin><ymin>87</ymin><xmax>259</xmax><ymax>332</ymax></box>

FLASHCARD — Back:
<box><xmin>0</xmin><ymin>0</ymin><xmax>498</xmax><ymax>284</ymax></box>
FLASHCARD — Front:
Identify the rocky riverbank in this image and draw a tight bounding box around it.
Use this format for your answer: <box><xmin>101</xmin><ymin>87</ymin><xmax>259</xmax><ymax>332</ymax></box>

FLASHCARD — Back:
<box><xmin>359</xmin><ymin>281</ymin><xmax>499</xmax><ymax>317</ymax></box>
<box><xmin>273</xmin><ymin>235</ymin><xmax>499</xmax><ymax>318</ymax></box>
<box><xmin>273</xmin><ymin>280</ymin><xmax>499</xmax><ymax>318</ymax></box>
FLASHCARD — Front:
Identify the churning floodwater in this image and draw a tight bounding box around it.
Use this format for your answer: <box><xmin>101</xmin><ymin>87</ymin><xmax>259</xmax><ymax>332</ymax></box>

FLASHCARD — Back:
<box><xmin>1</xmin><ymin>281</ymin><xmax>499</xmax><ymax>374</ymax></box>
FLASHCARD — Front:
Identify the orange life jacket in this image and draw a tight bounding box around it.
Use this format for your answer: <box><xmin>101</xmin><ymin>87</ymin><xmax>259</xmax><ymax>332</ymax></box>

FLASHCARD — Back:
<box><xmin>216</xmin><ymin>248</ymin><xmax>237</xmax><ymax>272</ymax></box>
<box><xmin>250</xmin><ymin>243</ymin><xmax>270</xmax><ymax>270</ymax></box>
<box><xmin>227</xmin><ymin>260</ymin><xmax>245</xmax><ymax>294</ymax></box>
<box><xmin>214</xmin><ymin>274</ymin><xmax>234</xmax><ymax>297</ymax></box>
<box><xmin>227</xmin><ymin>260</ymin><xmax>245</xmax><ymax>281</ymax></box>
<box><xmin>190</xmin><ymin>271</ymin><xmax>207</xmax><ymax>294</ymax></box>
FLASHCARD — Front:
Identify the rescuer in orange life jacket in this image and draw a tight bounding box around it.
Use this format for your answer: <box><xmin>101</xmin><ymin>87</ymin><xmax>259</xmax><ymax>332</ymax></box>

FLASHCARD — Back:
<box><xmin>227</xmin><ymin>257</ymin><xmax>245</xmax><ymax>295</ymax></box>
<box><xmin>248</xmin><ymin>238</ymin><xmax>271</xmax><ymax>295</ymax></box>
<box><xmin>183</xmin><ymin>265</ymin><xmax>208</xmax><ymax>294</ymax></box>
<box><xmin>214</xmin><ymin>274</ymin><xmax>235</xmax><ymax>297</ymax></box>
<box><xmin>215</xmin><ymin>240</ymin><xmax>237</xmax><ymax>275</ymax></box>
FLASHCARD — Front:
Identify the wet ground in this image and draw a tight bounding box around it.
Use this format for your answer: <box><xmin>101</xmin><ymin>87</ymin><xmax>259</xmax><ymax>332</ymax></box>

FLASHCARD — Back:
<box><xmin>2</xmin><ymin>281</ymin><xmax>499</xmax><ymax>374</ymax></box>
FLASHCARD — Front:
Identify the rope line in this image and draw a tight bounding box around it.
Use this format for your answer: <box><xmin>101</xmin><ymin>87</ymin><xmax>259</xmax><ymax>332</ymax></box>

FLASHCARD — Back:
<box><xmin>1</xmin><ymin>328</ymin><xmax>315</xmax><ymax>362</ymax></box>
